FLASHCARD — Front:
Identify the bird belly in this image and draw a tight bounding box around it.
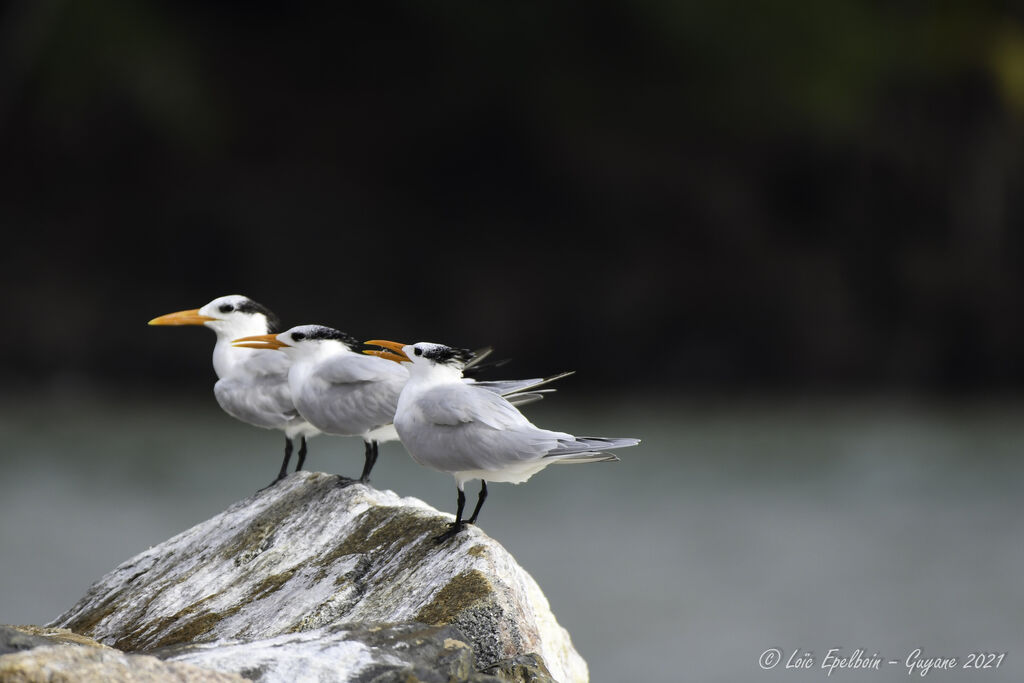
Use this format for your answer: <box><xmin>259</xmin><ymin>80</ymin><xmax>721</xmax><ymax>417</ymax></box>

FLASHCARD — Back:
<box><xmin>453</xmin><ymin>463</ymin><xmax>548</xmax><ymax>486</ymax></box>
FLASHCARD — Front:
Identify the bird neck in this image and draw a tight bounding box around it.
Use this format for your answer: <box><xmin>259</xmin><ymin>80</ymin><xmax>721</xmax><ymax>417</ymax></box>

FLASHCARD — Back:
<box><xmin>293</xmin><ymin>340</ymin><xmax>351</xmax><ymax>367</ymax></box>
<box><xmin>313</xmin><ymin>340</ymin><xmax>352</xmax><ymax>360</ymax></box>
<box><xmin>209</xmin><ymin>318</ymin><xmax>270</xmax><ymax>379</ymax></box>
<box><xmin>407</xmin><ymin>363</ymin><xmax>464</xmax><ymax>389</ymax></box>
<box><xmin>284</xmin><ymin>341</ymin><xmax>351</xmax><ymax>385</ymax></box>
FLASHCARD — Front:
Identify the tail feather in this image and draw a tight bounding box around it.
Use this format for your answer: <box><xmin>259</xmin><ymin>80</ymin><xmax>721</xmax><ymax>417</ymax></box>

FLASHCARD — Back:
<box><xmin>545</xmin><ymin>436</ymin><xmax>640</xmax><ymax>458</ymax></box>
<box><xmin>463</xmin><ymin>346</ymin><xmax>514</xmax><ymax>376</ymax></box>
<box><xmin>549</xmin><ymin>452</ymin><xmax>620</xmax><ymax>465</ymax></box>
<box><xmin>504</xmin><ymin>390</ymin><xmax>553</xmax><ymax>408</ymax></box>
<box><xmin>464</xmin><ymin>346</ymin><xmax>494</xmax><ymax>369</ymax></box>
<box><xmin>474</xmin><ymin>370</ymin><xmax>575</xmax><ymax>397</ymax></box>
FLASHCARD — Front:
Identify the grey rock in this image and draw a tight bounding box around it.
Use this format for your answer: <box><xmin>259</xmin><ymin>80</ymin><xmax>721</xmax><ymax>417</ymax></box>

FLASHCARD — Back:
<box><xmin>0</xmin><ymin>625</ymin><xmax>110</xmax><ymax>655</ymax></box>
<box><xmin>156</xmin><ymin>622</ymin><xmax>504</xmax><ymax>682</ymax></box>
<box><xmin>482</xmin><ymin>653</ymin><xmax>556</xmax><ymax>683</ymax></box>
<box><xmin>50</xmin><ymin>471</ymin><xmax>587</xmax><ymax>682</ymax></box>
<box><xmin>0</xmin><ymin>644</ymin><xmax>248</xmax><ymax>682</ymax></box>
<box><xmin>0</xmin><ymin>625</ymin><xmax>62</xmax><ymax>655</ymax></box>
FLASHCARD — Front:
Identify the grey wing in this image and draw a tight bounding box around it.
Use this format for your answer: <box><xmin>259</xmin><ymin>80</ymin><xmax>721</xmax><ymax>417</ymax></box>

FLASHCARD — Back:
<box><xmin>302</xmin><ymin>354</ymin><xmax>407</xmax><ymax>434</ymax></box>
<box><xmin>214</xmin><ymin>375</ymin><xmax>300</xmax><ymax>431</ymax></box>
<box><xmin>418</xmin><ymin>382</ymin><xmax>531</xmax><ymax>428</ymax></box>
<box><xmin>239</xmin><ymin>348</ymin><xmax>292</xmax><ymax>378</ymax></box>
<box><xmin>402</xmin><ymin>384</ymin><xmax>570</xmax><ymax>471</ymax></box>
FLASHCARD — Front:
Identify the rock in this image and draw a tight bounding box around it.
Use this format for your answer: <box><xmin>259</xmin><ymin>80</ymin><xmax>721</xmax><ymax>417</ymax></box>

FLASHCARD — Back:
<box><xmin>49</xmin><ymin>471</ymin><xmax>587</xmax><ymax>682</ymax></box>
<box><xmin>1</xmin><ymin>626</ymin><xmax>74</xmax><ymax>656</ymax></box>
<box><xmin>482</xmin><ymin>653</ymin><xmax>556</xmax><ymax>682</ymax></box>
<box><xmin>0</xmin><ymin>624</ymin><xmax>244</xmax><ymax>682</ymax></box>
<box><xmin>0</xmin><ymin>644</ymin><xmax>248</xmax><ymax>682</ymax></box>
<box><xmin>157</xmin><ymin>622</ymin><xmax>507</xmax><ymax>682</ymax></box>
<box><xmin>1</xmin><ymin>625</ymin><xmax>109</xmax><ymax>651</ymax></box>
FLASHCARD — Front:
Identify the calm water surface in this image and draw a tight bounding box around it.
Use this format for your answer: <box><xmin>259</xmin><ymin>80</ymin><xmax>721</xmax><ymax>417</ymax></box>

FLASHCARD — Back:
<box><xmin>1</xmin><ymin>391</ymin><xmax>1021</xmax><ymax>682</ymax></box>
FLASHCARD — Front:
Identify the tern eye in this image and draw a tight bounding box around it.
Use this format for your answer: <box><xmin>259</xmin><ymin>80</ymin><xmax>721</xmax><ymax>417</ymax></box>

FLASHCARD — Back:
<box><xmin>414</xmin><ymin>347</ymin><xmax>422</xmax><ymax>356</ymax></box>
<box><xmin>219</xmin><ymin>304</ymin><xmax>233</xmax><ymax>313</ymax></box>
<box><xmin>292</xmin><ymin>332</ymin><xmax>306</xmax><ymax>341</ymax></box>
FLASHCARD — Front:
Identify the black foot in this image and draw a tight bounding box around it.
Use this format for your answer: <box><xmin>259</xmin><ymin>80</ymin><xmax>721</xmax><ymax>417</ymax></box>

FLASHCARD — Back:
<box><xmin>335</xmin><ymin>475</ymin><xmax>359</xmax><ymax>488</ymax></box>
<box><xmin>258</xmin><ymin>473</ymin><xmax>287</xmax><ymax>492</ymax></box>
<box><xmin>435</xmin><ymin>521</ymin><xmax>467</xmax><ymax>543</ymax></box>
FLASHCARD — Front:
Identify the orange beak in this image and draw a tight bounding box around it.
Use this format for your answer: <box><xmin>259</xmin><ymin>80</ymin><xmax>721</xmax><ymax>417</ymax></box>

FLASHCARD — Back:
<box><xmin>232</xmin><ymin>333</ymin><xmax>289</xmax><ymax>350</ymax></box>
<box><xmin>148</xmin><ymin>308</ymin><xmax>217</xmax><ymax>326</ymax></box>
<box><xmin>364</xmin><ymin>339</ymin><xmax>410</xmax><ymax>363</ymax></box>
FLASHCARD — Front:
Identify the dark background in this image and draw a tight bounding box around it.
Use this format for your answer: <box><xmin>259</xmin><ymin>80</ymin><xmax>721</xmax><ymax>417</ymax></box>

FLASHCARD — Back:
<box><xmin>3</xmin><ymin>7</ymin><xmax>1024</xmax><ymax>681</ymax></box>
<box><xmin>3</xmin><ymin>1</ymin><xmax>1024</xmax><ymax>398</ymax></box>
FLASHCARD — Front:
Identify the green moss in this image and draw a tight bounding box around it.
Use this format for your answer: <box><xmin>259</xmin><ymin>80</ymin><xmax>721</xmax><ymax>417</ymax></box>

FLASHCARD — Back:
<box><xmin>252</xmin><ymin>570</ymin><xmax>296</xmax><ymax>600</ymax></box>
<box><xmin>222</xmin><ymin>516</ymin><xmax>283</xmax><ymax>564</ymax></box>
<box><xmin>482</xmin><ymin>653</ymin><xmax>556</xmax><ymax>682</ymax></box>
<box><xmin>415</xmin><ymin>570</ymin><xmax>493</xmax><ymax>625</ymax></box>
<box><xmin>63</xmin><ymin>600</ymin><xmax>120</xmax><ymax>637</ymax></box>
<box><xmin>71</xmin><ymin>570</ymin><xmax>204</xmax><ymax>645</ymax></box>
<box><xmin>315</xmin><ymin>505</ymin><xmax>446</xmax><ymax>583</ymax></box>
<box><xmin>11</xmin><ymin>626</ymin><xmax>107</xmax><ymax>649</ymax></box>
<box><xmin>148</xmin><ymin>605</ymin><xmax>242</xmax><ymax>649</ymax></box>
<box><xmin>221</xmin><ymin>475</ymin><xmax>337</xmax><ymax>564</ymax></box>
<box><xmin>111</xmin><ymin>594</ymin><xmax>238</xmax><ymax>651</ymax></box>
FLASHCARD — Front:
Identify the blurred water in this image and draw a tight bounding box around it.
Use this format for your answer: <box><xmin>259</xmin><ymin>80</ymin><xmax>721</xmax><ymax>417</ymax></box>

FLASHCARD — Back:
<box><xmin>0</xmin><ymin>391</ymin><xmax>1021</xmax><ymax>682</ymax></box>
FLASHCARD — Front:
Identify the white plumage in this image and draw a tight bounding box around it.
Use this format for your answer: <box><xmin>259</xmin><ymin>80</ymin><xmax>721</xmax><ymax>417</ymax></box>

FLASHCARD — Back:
<box><xmin>233</xmin><ymin>325</ymin><xmax>404</xmax><ymax>482</ymax></box>
<box><xmin>149</xmin><ymin>295</ymin><xmax>319</xmax><ymax>484</ymax></box>
<box><xmin>233</xmin><ymin>326</ymin><xmax>569</xmax><ymax>484</ymax></box>
<box><xmin>366</xmin><ymin>340</ymin><xmax>640</xmax><ymax>540</ymax></box>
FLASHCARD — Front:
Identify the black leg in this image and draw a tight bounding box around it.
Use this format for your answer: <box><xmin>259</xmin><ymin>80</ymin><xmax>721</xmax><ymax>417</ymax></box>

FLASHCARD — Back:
<box><xmin>275</xmin><ymin>436</ymin><xmax>293</xmax><ymax>480</ymax></box>
<box><xmin>295</xmin><ymin>436</ymin><xmax>308</xmax><ymax>471</ymax></box>
<box><xmin>455</xmin><ymin>487</ymin><xmax>466</xmax><ymax>521</ymax></box>
<box><xmin>467</xmin><ymin>480</ymin><xmax>488</xmax><ymax>525</ymax></box>
<box><xmin>259</xmin><ymin>436</ymin><xmax>292</xmax><ymax>490</ymax></box>
<box><xmin>358</xmin><ymin>440</ymin><xmax>378</xmax><ymax>483</ymax></box>
<box><xmin>436</xmin><ymin>486</ymin><xmax>467</xmax><ymax>542</ymax></box>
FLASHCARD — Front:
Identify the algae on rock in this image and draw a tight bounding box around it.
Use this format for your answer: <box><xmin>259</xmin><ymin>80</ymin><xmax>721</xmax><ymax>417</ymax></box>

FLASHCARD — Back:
<box><xmin>0</xmin><ymin>625</ymin><xmax>246</xmax><ymax>683</ymax></box>
<box><xmin>50</xmin><ymin>471</ymin><xmax>588</xmax><ymax>682</ymax></box>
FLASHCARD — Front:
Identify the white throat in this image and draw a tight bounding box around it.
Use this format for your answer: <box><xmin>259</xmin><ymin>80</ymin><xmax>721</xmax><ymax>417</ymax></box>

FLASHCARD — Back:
<box><xmin>208</xmin><ymin>317</ymin><xmax>271</xmax><ymax>379</ymax></box>
<box><xmin>406</xmin><ymin>360</ymin><xmax>464</xmax><ymax>388</ymax></box>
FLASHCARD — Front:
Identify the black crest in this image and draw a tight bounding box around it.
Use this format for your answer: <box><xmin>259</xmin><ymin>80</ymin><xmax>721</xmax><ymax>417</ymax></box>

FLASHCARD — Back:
<box><xmin>422</xmin><ymin>344</ymin><xmax>476</xmax><ymax>366</ymax></box>
<box><xmin>294</xmin><ymin>325</ymin><xmax>360</xmax><ymax>349</ymax></box>
<box><xmin>236</xmin><ymin>298</ymin><xmax>281</xmax><ymax>333</ymax></box>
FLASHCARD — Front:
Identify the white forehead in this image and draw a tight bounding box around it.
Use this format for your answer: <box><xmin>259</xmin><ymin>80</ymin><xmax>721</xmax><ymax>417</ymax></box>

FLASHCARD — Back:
<box><xmin>197</xmin><ymin>295</ymin><xmax>278</xmax><ymax>327</ymax></box>
<box><xmin>204</xmin><ymin>294</ymin><xmax>252</xmax><ymax>310</ymax></box>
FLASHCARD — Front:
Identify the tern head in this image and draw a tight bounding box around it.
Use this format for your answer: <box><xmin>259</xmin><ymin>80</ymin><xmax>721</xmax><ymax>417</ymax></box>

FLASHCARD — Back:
<box><xmin>149</xmin><ymin>295</ymin><xmax>280</xmax><ymax>339</ymax></box>
<box><xmin>233</xmin><ymin>325</ymin><xmax>360</xmax><ymax>359</ymax></box>
<box><xmin>365</xmin><ymin>340</ymin><xmax>475</xmax><ymax>374</ymax></box>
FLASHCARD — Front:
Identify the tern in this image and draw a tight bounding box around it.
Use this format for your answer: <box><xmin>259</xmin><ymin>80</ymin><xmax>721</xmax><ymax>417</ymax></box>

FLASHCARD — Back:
<box><xmin>148</xmin><ymin>295</ymin><xmax>320</xmax><ymax>485</ymax></box>
<box><xmin>366</xmin><ymin>340</ymin><xmax>640</xmax><ymax>541</ymax></box>
<box><xmin>233</xmin><ymin>326</ymin><xmax>570</xmax><ymax>484</ymax></box>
